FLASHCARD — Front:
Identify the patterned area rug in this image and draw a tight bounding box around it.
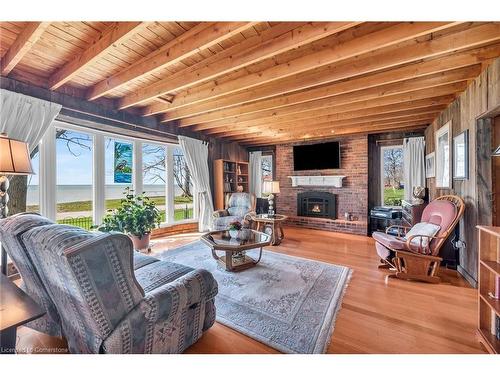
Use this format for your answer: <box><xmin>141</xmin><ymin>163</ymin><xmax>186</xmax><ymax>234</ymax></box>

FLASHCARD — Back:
<box><xmin>158</xmin><ymin>241</ymin><xmax>352</xmax><ymax>354</ymax></box>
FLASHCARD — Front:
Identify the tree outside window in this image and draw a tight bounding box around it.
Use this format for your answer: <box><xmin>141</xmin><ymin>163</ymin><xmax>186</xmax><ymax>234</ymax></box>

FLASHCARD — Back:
<box><xmin>382</xmin><ymin>147</ymin><xmax>404</xmax><ymax>206</ymax></box>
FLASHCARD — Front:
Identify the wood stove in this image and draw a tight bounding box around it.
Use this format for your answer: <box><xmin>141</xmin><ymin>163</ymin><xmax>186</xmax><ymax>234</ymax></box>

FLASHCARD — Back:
<box><xmin>297</xmin><ymin>191</ymin><xmax>336</xmax><ymax>219</ymax></box>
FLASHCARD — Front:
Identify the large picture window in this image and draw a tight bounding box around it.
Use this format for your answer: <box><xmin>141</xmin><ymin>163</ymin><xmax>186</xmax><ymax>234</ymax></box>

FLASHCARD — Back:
<box><xmin>26</xmin><ymin>150</ymin><xmax>40</xmax><ymax>213</ymax></box>
<box><xmin>56</xmin><ymin>129</ymin><xmax>94</xmax><ymax>229</ymax></box>
<box><xmin>143</xmin><ymin>143</ymin><xmax>167</xmax><ymax>222</ymax></box>
<box><xmin>173</xmin><ymin>147</ymin><xmax>194</xmax><ymax>221</ymax></box>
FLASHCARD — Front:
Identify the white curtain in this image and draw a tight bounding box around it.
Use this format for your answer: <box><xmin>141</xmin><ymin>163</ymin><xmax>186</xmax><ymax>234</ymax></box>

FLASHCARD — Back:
<box><xmin>0</xmin><ymin>89</ymin><xmax>62</xmax><ymax>153</ymax></box>
<box><xmin>403</xmin><ymin>136</ymin><xmax>425</xmax><ymax>201</ymax></box>
<box><xmin>249</xmin><ymin>151</ymin><xmax>262</xmax><ymax>198</ymax></box>
<box><xmin>178</xmin><ymin>136</ymin><xmax>214</xmax><ymax>232</ymax></box>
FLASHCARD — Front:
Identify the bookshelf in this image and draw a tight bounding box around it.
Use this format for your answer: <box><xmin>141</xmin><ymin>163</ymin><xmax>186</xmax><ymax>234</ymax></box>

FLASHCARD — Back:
<box><xmin>477</xmin><ymin>225</ymin><xmax>500</xmax><ymax>354</ymax></box>
<box><xmin>213</xmin><ymin>159</ymin><xmax>249</xmax><ymax>210</ymax></box>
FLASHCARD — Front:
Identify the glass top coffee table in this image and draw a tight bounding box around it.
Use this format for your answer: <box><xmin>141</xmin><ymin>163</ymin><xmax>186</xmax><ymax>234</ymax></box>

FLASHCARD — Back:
<box><xmin>201</xmin><ymin>229</ymin><xmax>271</xmax><ymax>272</ymax></box>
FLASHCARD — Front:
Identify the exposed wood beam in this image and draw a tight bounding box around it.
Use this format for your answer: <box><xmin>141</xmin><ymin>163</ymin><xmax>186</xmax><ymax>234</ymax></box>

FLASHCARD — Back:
<box><xmin>87</xmin><ymin>22</ymin><xmax>258</xmax><ymax>100</ymax></box>
<box><xmin>195</xmin><ymin>95</ymin><xmax>455</xmax><ymax>133</ymax></box>
<box><xmin>150</xmin><ymin>21</ymin><xmax>462</xmax><ymax>116</ymax></box>
<box><xmin>239</xmin><ymin>121</ymin><xmax>430</xmax><ymax>147</ymax></box>
<box><xmin>117</xmin><ymin>22</ymin><xmax>361</xmax><ymax>109</ymax></box>
<box><xmin>48</xmin><ymin>22</ymin><xmax>147</xmax><ymax>90</ymax></box>
<box><xmin>224</xmin><ymin>113</ymin><xmax>439</xmax><ymax>142</ymax></box>
<box><xmin>171</xmin><ymin>66</ymin><xmax>475</xmax><ymax>129</ymax></box>
<box><xmin>163</xmin><ymin>37</ymin><xmax>500</xmax><ymax>120</ymax></box>
<box><xmin>1</xmin><ymin>22</ymin><xmax>50</xmax><ymax>75</ymax></box>
<box><xmin>211</xmin><ymin>105</ymin><xmax>447</xmax><ymax>139</ymax></box>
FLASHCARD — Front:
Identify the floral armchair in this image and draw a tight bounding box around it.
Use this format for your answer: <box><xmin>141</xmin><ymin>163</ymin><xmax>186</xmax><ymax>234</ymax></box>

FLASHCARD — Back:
<box><xmin>212</xmin><ymin>192</ymin><xmax>256</xmax><ymax>231</ymax></box>
<box><xmin>0</xmin><ymin>213</ymin><xmax>218</xmax><ymax>353</ymax></box>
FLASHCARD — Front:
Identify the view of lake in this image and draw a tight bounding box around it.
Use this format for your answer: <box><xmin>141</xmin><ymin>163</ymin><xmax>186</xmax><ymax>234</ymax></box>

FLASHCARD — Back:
<box><xmin>27</xmin><ymin>184</ymin><xmax>185</xmax><ymax>205</ymax></box>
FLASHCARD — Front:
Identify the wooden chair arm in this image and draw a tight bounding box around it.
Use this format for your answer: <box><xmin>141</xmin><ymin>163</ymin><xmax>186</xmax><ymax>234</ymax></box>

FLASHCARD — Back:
<box><xmin>404</xmin><ymin>234</ymin><xmax>447</xmax><ymax>255</ymax></box>
<box><xmin>386</xmin><ymin>225</ymin><xmax>411</xmax><ymax>238</ymax></box>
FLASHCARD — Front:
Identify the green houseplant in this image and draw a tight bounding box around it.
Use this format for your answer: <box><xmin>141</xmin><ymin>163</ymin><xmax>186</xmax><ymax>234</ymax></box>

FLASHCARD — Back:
<box><xmin>97</xmin><ymin>188</ymin><xmax>161</xmax><ymax>251</ymax></box>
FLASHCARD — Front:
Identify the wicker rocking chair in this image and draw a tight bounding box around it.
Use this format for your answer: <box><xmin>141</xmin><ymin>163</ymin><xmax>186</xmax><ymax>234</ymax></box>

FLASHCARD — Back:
<box><xmin>372</xmin><ymin>195</ymin><xmax>465</xmax><ymax>283</ymax></box>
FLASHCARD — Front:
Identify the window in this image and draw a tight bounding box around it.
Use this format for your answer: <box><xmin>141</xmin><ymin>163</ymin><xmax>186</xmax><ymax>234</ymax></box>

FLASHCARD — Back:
<box><xmin>142</xmin><ymin>143</ymin><xmax>167</xmax><ymax>223</ymax></box>
<box><xmin>173</xmin><ymin>147</ymin><xmax>193</xmax><ymax>221</ymax></box>
<box><xmin>56</xmin><ymin>129</ymin><xmax>94</xmax><ymax>229</ymax></box>
<box><xmin>27</xmin><ymin>148</ymin><xmax>40</xmax><ymax>213</ymax></box>
<box><xmin>381</xmin><ymin>146</ymin><xmax>404</xmax><ymax>206</ymax></box>
<box><xmin>105</xmin><ymin>137</ymin><xmax>133</xmax><ymax>211</ymax></box>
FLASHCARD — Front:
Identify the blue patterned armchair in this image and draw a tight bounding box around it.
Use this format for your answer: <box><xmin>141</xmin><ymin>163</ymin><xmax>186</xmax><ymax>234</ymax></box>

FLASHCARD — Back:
<box><xmin>212</xmin><ymin>192</ymin><xmax>256</xmax><ymax>231</ymax></box>
<box><xmin>0</xmin><ymin>213</ymin><xmax>217</xmax><ymax>353</ymax></box>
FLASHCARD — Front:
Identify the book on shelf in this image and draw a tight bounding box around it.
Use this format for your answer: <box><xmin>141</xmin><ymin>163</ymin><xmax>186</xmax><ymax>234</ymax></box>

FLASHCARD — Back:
<box><xmin>496</xmin><ymin>275</ymin><xmax>500</xmax><ymax>299</ymax></box>
<box><xmin>497</xmin><ymin>315</ymin><xmax>500</xmax><ymax>340</ymax></box>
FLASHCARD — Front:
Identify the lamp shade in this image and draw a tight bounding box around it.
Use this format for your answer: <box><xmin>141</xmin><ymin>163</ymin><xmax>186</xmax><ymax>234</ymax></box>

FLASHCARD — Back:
<box><xmin>0</xmin><ymin>133</ymin><xmax>34</xmax><ymax>175</ymax></box>
<box><xmin>262</xmin><ymin>180</ymin><xmax>280</xmax><ymax>194</ymax></box>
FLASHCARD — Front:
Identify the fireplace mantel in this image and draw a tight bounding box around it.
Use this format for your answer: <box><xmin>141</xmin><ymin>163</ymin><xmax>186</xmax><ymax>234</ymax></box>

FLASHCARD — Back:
<box><xmin>288</xmin><ymin>175</ymin><xmax>346</xmax><ymax>188</ymax></box>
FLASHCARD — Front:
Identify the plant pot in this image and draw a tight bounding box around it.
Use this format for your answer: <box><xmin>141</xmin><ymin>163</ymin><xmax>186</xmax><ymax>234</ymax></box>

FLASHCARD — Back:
<box><xmin>229</xmin><ymin>229</ymin><xmax>239</xmax><ymax>239</ymax></box>
<box><xmin>129</xmin><ymin>233</ymin><xmax>151</xmax><ymax>252</ymax></box>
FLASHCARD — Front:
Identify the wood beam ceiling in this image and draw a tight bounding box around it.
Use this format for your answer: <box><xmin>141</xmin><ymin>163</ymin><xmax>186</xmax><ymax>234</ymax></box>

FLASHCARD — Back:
<box><xmin>86</xmin><ymin>22</ymin><xmax>258</xmax><ymax>101</ymax></box>
<box><xmin>48</xmin><ymin>22</ymin><xmax>148</xmax><ymax>90</ymax></box>
<box><xmin>169</xmin><ymin>64</ymin><xmax>475</xmax><ymax>130</ymax></box>
<box><xmin>149</xmin><ymin>22</ymin><xmax>463</xmax><ymax>117</ymax></box>
<box><xmin>117</xmin><ymin>22</ymin><xmax>361</xmax><ymax>109</ymax></box>
<box><xmin>1</xmin><ymin>22</ymin><xmax>50</xmax><ymax>75</ymax></box>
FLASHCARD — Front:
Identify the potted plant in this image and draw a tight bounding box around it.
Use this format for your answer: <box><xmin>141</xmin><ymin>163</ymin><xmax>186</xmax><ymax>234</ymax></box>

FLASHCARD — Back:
<box><xmin>228</xmin><ymin>220</ymin><xmax>242</xmax><ymax>239</ymax></box>
<box><xmin>96</xmin><ymin>188</ymin><xmax>161</xmax><ymax>251</ymax></box>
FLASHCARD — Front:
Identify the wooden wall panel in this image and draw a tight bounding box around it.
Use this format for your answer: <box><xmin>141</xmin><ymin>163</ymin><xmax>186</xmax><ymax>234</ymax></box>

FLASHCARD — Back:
<box><xmin>424</xmin><ymin>57</ymin><xmax>500</xmax><ymax>285</ymax></box>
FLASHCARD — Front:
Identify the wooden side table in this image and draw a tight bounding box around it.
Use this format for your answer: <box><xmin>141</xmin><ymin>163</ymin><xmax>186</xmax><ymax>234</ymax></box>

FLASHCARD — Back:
<box><xmin>0</xmin><ymin>274</ymin><xmax>45</xmax><ymax>354</ymax></box>
<box><xmin>252</xmin><ymin>214</ymin><xmax>288</xmax><ymax>246</ymax></box>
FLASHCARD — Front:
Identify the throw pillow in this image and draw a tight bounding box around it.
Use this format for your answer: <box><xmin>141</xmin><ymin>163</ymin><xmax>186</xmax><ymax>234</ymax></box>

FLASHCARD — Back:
<box><xmin>404</xmin><ymin>222</ymin><xmax>441</xmax><ymax>249</ymax></box>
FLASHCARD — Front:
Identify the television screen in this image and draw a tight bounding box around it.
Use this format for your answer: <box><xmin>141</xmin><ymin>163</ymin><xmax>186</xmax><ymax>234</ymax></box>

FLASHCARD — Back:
<box><xmin>293</xmin><ymin>141</ymin><xmax>341</xmax><ymax>170</ymax></box>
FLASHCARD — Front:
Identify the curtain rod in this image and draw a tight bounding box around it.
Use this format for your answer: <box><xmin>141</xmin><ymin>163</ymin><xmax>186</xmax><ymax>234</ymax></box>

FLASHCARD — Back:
<box><xmin>375</xmin><ymin>135</ymin><xmax>424</xmax><ymax>145</ymax></box>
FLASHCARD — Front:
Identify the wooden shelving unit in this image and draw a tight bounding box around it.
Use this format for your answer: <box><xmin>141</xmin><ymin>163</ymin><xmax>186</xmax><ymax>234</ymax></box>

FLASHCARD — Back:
<box><xmin>477</xmin><ymin>225</ymin><xmax>500</xmax><ymax>354</ymax></box>
<box><xmin>213</xmin><ymin>159</ymin><xmax>249</xmax><ymax>210</ymax></box>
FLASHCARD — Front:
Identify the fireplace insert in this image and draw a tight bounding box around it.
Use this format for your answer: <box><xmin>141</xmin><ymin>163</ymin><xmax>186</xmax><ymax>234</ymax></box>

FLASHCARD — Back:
<box><xmin>297</xmin><ymin>191</ymin><xmax>336</xmax><ymax>219</ymax></box>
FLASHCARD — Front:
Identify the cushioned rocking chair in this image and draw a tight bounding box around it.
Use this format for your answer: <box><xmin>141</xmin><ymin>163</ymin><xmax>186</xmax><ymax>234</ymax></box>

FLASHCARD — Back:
<box><xmin>372</xmin><ymin>195</ymin><xmax>465</xmax><ymax>283</ymax></box>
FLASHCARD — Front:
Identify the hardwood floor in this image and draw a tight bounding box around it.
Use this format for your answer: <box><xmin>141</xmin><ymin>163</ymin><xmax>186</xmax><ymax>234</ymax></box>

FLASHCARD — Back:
<box><xmin>15</xmin><ymin>226</ymin><xmax>485</xmax><ymax>354</ymax></box>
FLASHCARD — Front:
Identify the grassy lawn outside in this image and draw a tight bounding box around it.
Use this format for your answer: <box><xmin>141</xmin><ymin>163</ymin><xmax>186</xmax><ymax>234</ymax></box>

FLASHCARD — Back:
<box><xmin>56</xmin><ymin>208</ymin><xmax>194</xmax><ymax>230</ymax></box>
<box><xmin>383</xmin><ymin>187</ymin><xmax>404</xmax><ymax>206</ymax></box>
<box><xmin>28</xmin><ymin>196</ymin><xmax>192</xmax><ymax>213</ymax></box>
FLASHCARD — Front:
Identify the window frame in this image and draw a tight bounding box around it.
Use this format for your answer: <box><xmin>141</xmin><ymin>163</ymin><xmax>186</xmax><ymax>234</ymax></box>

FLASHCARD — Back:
<box><xmin>36</xmin><ymin>120</ymin><xmax>198</xmax><ymax>228</ymax></box>
<box><xmin>380</xmin><ymin>145</ymin><xmax>404</xmax><ymax>207</ymax></box>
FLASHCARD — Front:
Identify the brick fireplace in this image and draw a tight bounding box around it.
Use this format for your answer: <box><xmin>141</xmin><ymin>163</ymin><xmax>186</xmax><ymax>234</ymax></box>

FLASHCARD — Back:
<box><xmin>275</xmin><ymin>135</ymin><xmax>368</xmax><ymax>235</ymax></box>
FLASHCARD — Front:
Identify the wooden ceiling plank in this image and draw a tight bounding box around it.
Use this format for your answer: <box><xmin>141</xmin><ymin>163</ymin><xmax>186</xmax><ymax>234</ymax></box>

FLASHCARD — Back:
<box><xmin>48</xmin><ymin>22</ymin><xmax>148</xmax><ymax>90</ymax></box>
<box><xmin>223</xmin><ymin>112</ymin><xmax>440</xmax><ymax>142</ymax></box>
<box><xmin>1</xmin><ymin>22</ymin><xmax>50</xmax><ymax>75</ymax></box>
<box><xmin>161</xmin><ymin>37</ymin><xmax>500</xmax><ymax>118</ymax></box>
<box><xmin>117</xmin><ymin>22</ymin><xmax>361</xmax><ymax>109</ymax></box>
<box><xmin>86</xmin><ymin>22</ymin><xmax>258</xmax><ymax>101</ymax></box>
<box><xmin>208</xmin><ymin>105</ymin><xmax>448</xmax><ymax>138</ymax></box>
<box><xmin>150</xmin><ymin>22</ymin><xmax>462</xmax><ymax>115</ymax></box>
<box><xmin>193</xmin><ymin>95</ymin><xmax>455</xmax><ymax>132</ymax></box>
<box><xmin>177</xmin><ymin>82</ymin><xmax>466</xmax><ymax>130</ymax></box>
<box><xmin>240</xmin><ymin>123</ymin><xmax>428</xmax><ymax>146</ymax></box>
<box><xmin>170</xmin><ymin>64</ymin><xmax>477</xmax><ymax>127</ymax></box>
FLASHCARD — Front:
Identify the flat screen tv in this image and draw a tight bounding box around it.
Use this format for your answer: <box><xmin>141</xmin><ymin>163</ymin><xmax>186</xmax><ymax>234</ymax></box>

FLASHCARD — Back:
<box><xmin>293</xmin><ymin>141</ymin><xmax>341</xmax><ymax>171</ymax></box>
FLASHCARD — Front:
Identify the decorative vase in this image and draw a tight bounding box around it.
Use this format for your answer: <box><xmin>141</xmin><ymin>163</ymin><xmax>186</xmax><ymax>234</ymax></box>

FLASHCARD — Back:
<box><xmin>229</xmin><ymin>229</ymin><xmax>239</xmax><ymax>239</ymax></box>
<box><xmin>129</xmin><ymin>233</ymin><xmax>151</xmax><ymax>252</ymax></box>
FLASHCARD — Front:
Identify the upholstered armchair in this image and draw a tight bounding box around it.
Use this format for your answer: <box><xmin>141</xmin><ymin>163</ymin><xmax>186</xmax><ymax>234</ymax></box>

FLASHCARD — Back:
<box><xmin>0</xmin><ymin>213</ymin><xmax>218</xmax><ymax>353</ymax></box>
<box><xmin>372</xmin><ymin>195</ymin><xmax>465</xmax><ymax>283</ymax></box>
<box><xmin>212</xmin><ymin>192</ymin><xmax>256</xmax><ymax>231</ymax></box>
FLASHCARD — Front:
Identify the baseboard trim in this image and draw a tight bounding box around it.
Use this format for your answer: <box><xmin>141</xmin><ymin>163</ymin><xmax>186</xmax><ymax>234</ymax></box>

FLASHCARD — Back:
<box><xmin>457</xmin><ymin>265</ymin><xmax>477</xmax><ymax>288</ymax></box>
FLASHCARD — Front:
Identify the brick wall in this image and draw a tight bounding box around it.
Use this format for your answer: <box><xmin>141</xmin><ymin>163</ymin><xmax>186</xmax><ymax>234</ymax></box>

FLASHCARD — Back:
<box><xmin>275</xmin><ymin>135</ymin><xmax>368</xmax><ymax>235</ymax></box>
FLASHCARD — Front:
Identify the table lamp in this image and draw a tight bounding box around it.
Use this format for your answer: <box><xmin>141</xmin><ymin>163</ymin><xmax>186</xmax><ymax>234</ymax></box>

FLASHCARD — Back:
<box><xmin>0</xmin><ymin>133</ymin><xmax>34</xmax><ymax>275</ymax></box>
<box><xmin>262</xmin><ymin>180</ymin><xmax>280</xmax><ymax>216</ymax></box>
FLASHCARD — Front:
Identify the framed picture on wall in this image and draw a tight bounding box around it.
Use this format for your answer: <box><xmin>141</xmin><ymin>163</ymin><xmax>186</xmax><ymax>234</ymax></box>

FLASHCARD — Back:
<box><xmin>453</xmin><ymin>130</ymin><xmax>469</xmax><ymax>180</ymax></box>
<box><xmin>425</xmin><ymin>152</ymin><xmax>435</xmax><ymax>178</ymax></box>
<box><xmin>435</xmin><ymin>121</ymin><xmax>451</xmax><ymax>188</ymax></box>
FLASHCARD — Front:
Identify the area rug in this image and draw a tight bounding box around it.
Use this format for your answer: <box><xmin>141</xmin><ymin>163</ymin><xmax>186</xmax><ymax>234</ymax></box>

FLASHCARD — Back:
<box><xmin>157</xmin><ymin>241</ymin><xmax>352</xmax><ymax>354</ymax></box>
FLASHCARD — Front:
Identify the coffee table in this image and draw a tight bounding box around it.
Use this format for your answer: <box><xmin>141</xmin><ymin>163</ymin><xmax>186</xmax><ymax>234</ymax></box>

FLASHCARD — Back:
<box><xmin>251</xmin><ymin>214</ymin><xmax>288</xmax><ymax>245</ymax></box>
<box><xmin>201</xmin><ymin>229</ymin><xmax>271</xmax><ymax>272</ymax></box>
